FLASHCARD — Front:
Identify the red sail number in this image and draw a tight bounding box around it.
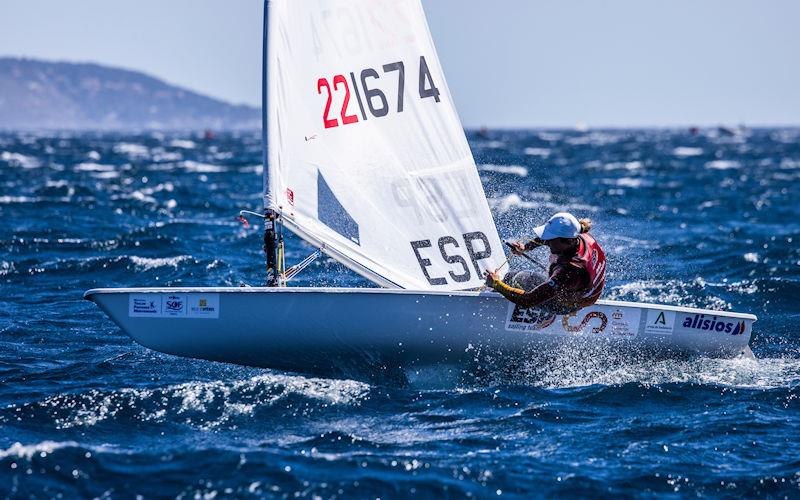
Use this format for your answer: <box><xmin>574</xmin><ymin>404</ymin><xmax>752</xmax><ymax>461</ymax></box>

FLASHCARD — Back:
<box><xmin>317</xmin><ymin>78</ymin><xmax>339</xmax><ymax>129</ymax></box>
<box><xmin>318</xmin><ymin>75</ymin><xmax>359</xmax><ymax>129</ymax></box>
<box><xmin>333</xmin><ymin>75</ymin><xmax>359</xmax><ymax>125</ymax></box>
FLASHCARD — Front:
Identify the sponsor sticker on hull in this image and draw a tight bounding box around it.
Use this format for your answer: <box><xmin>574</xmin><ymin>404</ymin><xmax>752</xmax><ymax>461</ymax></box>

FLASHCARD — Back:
<box><xmin>128</xmin><ymin>293</ymin><xmax>220</xmax><ymax>319</ymax></box>
<box><xmin>680</xmin><ymin>313</ymin><xmax>747</xmax><ymax>336</ymax></box>
<box><xmin>645</xmin><ymin>309</ymin><xmax>676</xmax><ymax>335</ymax></box>
<box><xmin>163</xmin><ymin>294</ymin><xmax>188</xmax><ymax>317</ymax></box>
<box><xmin>129</xmin><ymin>295</ymin><xmax>161</xmax><ymax>317</ymax></box>
<box><xmin>505</xmin><ymin>303</ymin><xmax>641</xmax><ymax>337</ymax></box>
<box><xmin>188</xmin><ymin>294</ymin><xmax>219</xmax><ymax>318</ymax></box>
<box><xmin>608</xmin><ymin>307</ymin><xmax>642</xmax><ymax>337</ymax></box>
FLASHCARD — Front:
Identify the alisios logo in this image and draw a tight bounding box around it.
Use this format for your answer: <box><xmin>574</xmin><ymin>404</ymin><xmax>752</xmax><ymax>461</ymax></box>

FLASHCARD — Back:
<box><xmin>682</xmin><ymin>314</ymin><xmax>746</xmax><ymax>336</ymax></box>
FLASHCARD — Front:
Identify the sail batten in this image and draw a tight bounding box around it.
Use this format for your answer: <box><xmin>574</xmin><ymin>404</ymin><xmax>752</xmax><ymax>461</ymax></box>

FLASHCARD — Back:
<box><xmin>264</xmin><ymin>0</ymin><xmax>505</xmax><ymax>290</ymax></box>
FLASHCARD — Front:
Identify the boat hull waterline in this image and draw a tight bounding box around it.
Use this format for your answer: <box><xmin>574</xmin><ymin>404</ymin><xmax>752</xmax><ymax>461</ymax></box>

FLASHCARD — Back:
<box><xmin>85</xmin><ymin>287</ymin><xmax>756</xmax><ymax>376</ymax></box>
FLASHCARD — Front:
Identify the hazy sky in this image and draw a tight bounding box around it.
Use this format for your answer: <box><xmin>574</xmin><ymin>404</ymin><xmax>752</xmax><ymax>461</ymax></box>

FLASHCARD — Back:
<box><xmin>2</xmin><ymin>0</ymin><xmax>798</xmax><ymax>127</ymax></box>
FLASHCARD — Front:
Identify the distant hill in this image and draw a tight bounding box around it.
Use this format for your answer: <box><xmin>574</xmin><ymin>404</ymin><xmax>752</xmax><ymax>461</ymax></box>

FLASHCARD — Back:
<box><xmin>0</xmin><ymin>58</ymin><xmax>260</xmax><ymax>130</ymax></box>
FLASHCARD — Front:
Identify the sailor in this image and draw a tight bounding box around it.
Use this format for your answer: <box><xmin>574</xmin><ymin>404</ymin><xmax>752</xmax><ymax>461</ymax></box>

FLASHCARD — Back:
<box><xmin>484</xmin><ymin>212</ymin><xmax>606</xmax><ymax>314</ymax></box>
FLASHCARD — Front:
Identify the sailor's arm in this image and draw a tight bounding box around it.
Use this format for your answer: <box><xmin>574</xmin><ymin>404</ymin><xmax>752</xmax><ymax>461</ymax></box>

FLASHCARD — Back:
<box><xmin>489</xmin><ymin>277</ymin><xmax>558</xmax><ymax>308</ymax></box>
<box><xmin>508</xmin><ymin>238</ymin><xmax>546</xmax><ymax>255</ymax></box>
<box><xmin>485</xmin><ymin>266</ymin><xmax>584</xmax><ymax>308</ymax></box>
<box><xmin>523</xmin><ymin>237</ymin><xmax>546</xmax><ymax>251</ymax></box>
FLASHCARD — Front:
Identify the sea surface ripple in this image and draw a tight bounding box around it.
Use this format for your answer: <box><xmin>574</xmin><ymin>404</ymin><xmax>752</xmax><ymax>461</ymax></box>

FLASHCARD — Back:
<box><xmin>1</xmin><ymin>128</ymin><xmax>799</xmax><ymax>497</ymax></box>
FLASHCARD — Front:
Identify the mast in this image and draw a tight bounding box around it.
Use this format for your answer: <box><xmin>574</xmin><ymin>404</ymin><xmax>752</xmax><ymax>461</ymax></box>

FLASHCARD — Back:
<box><xmin>261</xmin><ymin>0</ymin><xmax>279</xmax><ymax>286</ymax></box>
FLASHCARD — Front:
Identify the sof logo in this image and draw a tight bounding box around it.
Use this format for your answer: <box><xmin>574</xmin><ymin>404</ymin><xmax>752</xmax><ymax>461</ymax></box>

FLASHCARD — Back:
<box><xmin>199</xmin><ymin>298</ymin><xmax>207</xmax><ymax>308</ymax></box>
<box><xmin>165</xmin><ymin>295</ymin><xmax>184</xmax><ymax>312</ymax></box>
<box><xmin>682</xmin><ymin>314</ymin><xmax>746</xmax><ymax>336</ymax></box>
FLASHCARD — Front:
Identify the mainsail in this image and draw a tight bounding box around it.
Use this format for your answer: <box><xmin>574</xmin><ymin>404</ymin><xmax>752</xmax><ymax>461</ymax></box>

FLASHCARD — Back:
<box><xmin>263</xmin><ymin>0</ymin><xmax>505</xmax><ymax>290</ymax></box>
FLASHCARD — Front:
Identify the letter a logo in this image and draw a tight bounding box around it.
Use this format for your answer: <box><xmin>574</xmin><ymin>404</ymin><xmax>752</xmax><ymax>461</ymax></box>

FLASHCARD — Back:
<box><xmin>655</xmin><ymin>311</ymin><xmax>666</xmax><ymax>325</ymax></box>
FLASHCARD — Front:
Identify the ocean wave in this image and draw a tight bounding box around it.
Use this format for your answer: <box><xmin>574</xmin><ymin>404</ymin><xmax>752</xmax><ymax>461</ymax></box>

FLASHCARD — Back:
<box><xmin>0</xmin><ymin>440</ymin><xmax>84</xmax><ymax>460</ymax></box>
<box><xmin>606</xmin><ymin>278</ymin><xmax>731</xmax><ymax>310</ymax></box>
<box><xmin>4</xmin><ymin>254</ymin><xmax>194</xmax><ymax>278</ymax></box>
<box><xmin>9</xmin><ymin>373</ymin><xmax>369</xmax><ymax>430</ymax></box>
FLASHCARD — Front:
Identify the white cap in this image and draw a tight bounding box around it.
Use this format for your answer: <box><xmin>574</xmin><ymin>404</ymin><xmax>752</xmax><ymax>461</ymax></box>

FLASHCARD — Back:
<box><xmin>533</xmin><ymin>212</ymin><xmax>581</xmax><ymax>240</ymax></box>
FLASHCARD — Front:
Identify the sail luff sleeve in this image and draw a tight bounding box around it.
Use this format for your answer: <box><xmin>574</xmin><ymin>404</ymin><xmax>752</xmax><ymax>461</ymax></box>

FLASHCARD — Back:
<box><xmin>261</xmin><ymin>0</ymin><xmax>270</xmax><ymax>209</ymax></box>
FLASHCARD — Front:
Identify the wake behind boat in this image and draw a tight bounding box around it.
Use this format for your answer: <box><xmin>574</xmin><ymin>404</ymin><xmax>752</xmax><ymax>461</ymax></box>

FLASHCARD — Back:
<box><xmin>85</xmin><ymin>0</ymin><xmax>756</xmax><ymax>379</ymax></box>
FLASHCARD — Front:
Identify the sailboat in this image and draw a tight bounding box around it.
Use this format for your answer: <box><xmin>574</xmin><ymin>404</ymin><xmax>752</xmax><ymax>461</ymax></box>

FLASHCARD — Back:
<box><xmin>85</xmin><ymin>0</ymin><xmax>756</xmax><ymax>380</ymax></box>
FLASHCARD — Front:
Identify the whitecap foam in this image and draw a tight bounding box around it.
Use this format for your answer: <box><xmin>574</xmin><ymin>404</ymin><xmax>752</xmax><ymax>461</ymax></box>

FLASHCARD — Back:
<box><xmin>151</xmin><ymin>151</ymin><xmax>183</xmax><ymax>163</ymax></box>
<box><xmin>0</xmin><ymin>261</ymin><xmax>15</xmax><ymax>276</ymax></box>
<box><xmin>28</xmin><ymin>372</ymin><xmax>369</xmax><ymax>430</ymax></box>
<box><xmin>697</xmin><ymin>200</ymin><xmax>720</xmax><ymax>210</ymax></box>
<box><xmin>74</xmin><ymin>162</ymin><xmax>115</xmax><ymax>172</ymax></box>
<box><xmin>537</xmin><ymin>132</ymin><xmax>562</xmax><ymax>142</ymax></box>
<box><xmin>606</xmin><ymin>278</ymin><xmax>730</xmax><ymax>310</ymax></box>
<box><xmin>129</xmin><ymin>255</ymin><xmax>191</xmax><ymax>271</ymax></box>
<box><xmin>614</xmin><ymin>177</ymin><xmax>650</xmax><ymax>188</ymax></box>
<box><xmin>1</xmin><ymin>151</ymin><xmax>41</xmax><ymax>169</ymax></box>
<box><xmin>602</xmin><ymin>161</ymin><xmax>643</xmax><ymax>171</ymax></box>
<box><xmin>140</xmin><ymin>182</ymin><xmax>175</xmax><ymax>195</ymax></box>
<box><xmin>478</xmin><ymin>164</ymin><xmax>528</xmax><ymax>177</ymax></box>
<box><xmin>169</xmin><ymin>139</ymin><xmax>196</xmax><ymax>149</ymax></box>
<box><xmin>126</xmin><ymin>191</ymin><xmax>157</xmax><ymax>204</ymax></box>
<box><xmin>0</xmin><ymin>440</ymin><xmax>82</xmax><ymax>460</ymax></box>
<box><xmin>743</xmin><ymin>252</ymin><xmax>760</xmax><ymax>263</ymax></box>
<box><xmin>239</xmin><ymin>164</ymin><xmax>263</xmax><ymax>174</ymax></box>
<box><xmin>523</xmin><ymin>147</ymin><xmax>551</xmax><ymax>158</ymax></box>
<box><xmin>113</xmin><ymin>143</ymin><xmax>149</xmax><ymax>157</ymax></box>
<box><xmin>706</xmin><ymin>160</ymin><xmax>741</xmax><ymax>170</ymax></box>
<box><xmin>182</xmin><ymin>160</ymin><xmax>225</xmax><ymax>173</ymax></box>
<box><xmin>0</xmin><ymin>196</ymin><xmax>39</xmax><ymax>204</ymax></box>
<box><xmin>673</xmin><ymin>147</ymin><xmax>703</xmax><ymax>157</ymax></box>
<box><xmin>91</xmin><ymin>171</ymin><xmax>120</xmax><ymax>179</ymax></box>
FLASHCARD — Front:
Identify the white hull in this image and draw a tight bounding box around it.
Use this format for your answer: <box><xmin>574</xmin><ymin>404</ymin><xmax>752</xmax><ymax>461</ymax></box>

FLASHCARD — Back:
<box><xmin>85</xmin><ymin>287</ymin><xmax>756</xmax><ymax>379</ymax></box>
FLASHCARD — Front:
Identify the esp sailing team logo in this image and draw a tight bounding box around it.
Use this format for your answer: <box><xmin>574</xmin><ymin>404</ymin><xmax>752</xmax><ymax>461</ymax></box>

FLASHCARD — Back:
<box><xmin>682</xmin><ymin>314</ymin><xmax>746</xmax><ymax>336</ymax></box>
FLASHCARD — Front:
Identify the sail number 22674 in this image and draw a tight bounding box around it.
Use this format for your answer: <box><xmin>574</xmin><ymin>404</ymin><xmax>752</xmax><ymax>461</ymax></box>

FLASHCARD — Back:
<box><xmin>316</xmin><ymin>56</ymin><xmax>440</xmax><ymax>129</ymax></box>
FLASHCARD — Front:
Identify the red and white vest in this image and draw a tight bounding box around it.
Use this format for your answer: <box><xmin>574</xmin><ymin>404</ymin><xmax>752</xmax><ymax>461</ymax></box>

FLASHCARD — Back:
<box><xmin>549</xmin><ymin>233</ymin><xmax>606</xmax><ymax>308</ymax></box>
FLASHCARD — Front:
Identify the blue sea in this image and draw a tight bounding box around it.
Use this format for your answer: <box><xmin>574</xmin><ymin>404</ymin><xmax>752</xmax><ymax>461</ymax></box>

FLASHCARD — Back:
<box><xmin>1</xmin><ymin>128</ymin><xmax>799</xmax><ymax>498</ymax></box>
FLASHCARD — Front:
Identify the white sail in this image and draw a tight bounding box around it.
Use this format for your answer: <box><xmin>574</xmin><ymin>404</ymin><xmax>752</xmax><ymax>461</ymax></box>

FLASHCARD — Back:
<box><xmin>264</xmin><ymin>0</ymin><xmax>505</xmax><ymax>289</ymax></box>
